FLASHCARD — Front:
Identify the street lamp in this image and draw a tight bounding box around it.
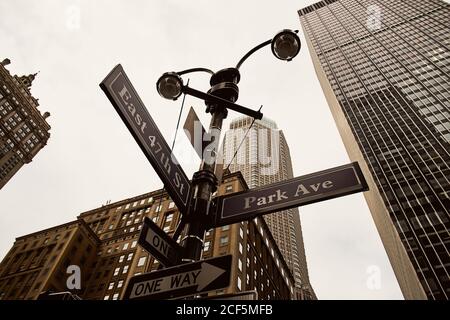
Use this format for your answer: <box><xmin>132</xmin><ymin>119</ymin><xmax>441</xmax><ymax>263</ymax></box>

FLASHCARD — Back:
<box><xmin>157</xmin><ymin>29</ymin><xmax>301</xmax><ymax>263</ymax></box>
<box><xmin>156</xmin><ymin>72</ymin><xmax>184</xmax><ymax>100</ymax></box>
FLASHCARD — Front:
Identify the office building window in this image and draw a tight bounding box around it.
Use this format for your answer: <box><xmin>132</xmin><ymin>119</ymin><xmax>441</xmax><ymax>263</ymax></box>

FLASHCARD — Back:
<box><xmin>220</xmin><ymin>236</ymin><xmax>229</xmax><ymax>246</ymax></box>
<box><xmin>138</xmin><ymin>256</ymin><xmax>146</xmax><ymax>267</ymax></box>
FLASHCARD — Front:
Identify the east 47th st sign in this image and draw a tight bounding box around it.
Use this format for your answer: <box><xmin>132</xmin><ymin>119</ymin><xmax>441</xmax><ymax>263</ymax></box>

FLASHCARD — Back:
<box><xmin>123</xmin><ymin>255</ymin><xmax>232</xmax><ymax>300</ymax></box>
<box><xmin>100</xmin><ymin>64</ymin><xmax>191</xmax><ymax>214</ymax></box>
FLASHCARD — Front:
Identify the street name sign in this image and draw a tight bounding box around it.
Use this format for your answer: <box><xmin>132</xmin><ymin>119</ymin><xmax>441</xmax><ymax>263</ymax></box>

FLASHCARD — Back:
<box><xmin>100</xmin><ymin>64</ymin><xmax>191</xmax><ymax>214</ymax></box>
<box><xmin>123</xmin><ymin>255</ymin><xmax>232</xmax><ymax>300</ymax></box>
<box><xmin>138</xmin><ymin>217</ymin><xmax>182</xmax><ymax>267</ymax></box>
<box><xmin>214</xmin><ymin>162</ymin><xmax>368</xmax><ymax>227</ymax></box>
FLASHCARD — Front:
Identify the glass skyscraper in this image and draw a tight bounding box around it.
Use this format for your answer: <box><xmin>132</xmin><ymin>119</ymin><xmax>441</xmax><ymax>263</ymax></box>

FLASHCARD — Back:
<box><xmin>298</xmin><ymin>0</ymin><xmax>449</xmax><ymax>299</ymax></box>
<box><xmin>221</xmin><ymin>116</ymin><xmax>315</xmax><ymax>299</ymax></box>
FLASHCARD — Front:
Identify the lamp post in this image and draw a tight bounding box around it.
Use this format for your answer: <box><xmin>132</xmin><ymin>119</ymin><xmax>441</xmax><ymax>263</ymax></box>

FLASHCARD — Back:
<box><xmin>156</xmin><ymin>29</ymin><xmax>301</xmax><ymax>263</ymax></box>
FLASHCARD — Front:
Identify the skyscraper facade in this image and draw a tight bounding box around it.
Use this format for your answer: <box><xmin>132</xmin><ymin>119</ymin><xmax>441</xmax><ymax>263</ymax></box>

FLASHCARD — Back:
<box><xmin>222</xmin><ymin>116</ymin><xmax>315</xmax><ymax>299</ymax></box>
<box><xmin>0</xmin><ymin>58</ymin><xmax>51</xmax><ymax>189</ymax></box>
<box><xmin>298</xmin><ymin>0</ymin><xmax>449</xmax><ymax>299</ymax></box>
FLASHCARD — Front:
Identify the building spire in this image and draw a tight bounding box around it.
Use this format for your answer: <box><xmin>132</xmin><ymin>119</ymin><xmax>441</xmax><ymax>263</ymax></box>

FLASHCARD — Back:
<box><xmin>1</xmin><ymin>58</ymin><xmax>11</xmax><ymax>66</ymax></box>
<box><xmin>18</xmin><ymin>71</ymin><xmax>38</xmax><ymax>89</ymax></box>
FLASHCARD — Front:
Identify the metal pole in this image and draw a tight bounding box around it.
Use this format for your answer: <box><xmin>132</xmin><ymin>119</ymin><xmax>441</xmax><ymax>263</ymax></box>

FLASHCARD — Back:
<box><xmin>179</xmin><ymin>109</ymin><xmax>226</xmax><ymax>262</ymax></box>
<box><xmin>180</xmin><ymin>68</ymin><xmax>240</xmax><ymax>262</ymax></box>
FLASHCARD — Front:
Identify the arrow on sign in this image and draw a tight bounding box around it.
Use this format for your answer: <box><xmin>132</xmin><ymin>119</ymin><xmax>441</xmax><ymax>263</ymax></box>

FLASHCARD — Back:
<box><xmin>196</xmin><ymin>262</ymin><xmax>226</xmax><ymax>291</ymax></box>
<box><xmin>124</xmin><ymin>255</ymin><xmax>232</xmax><ymax>300</ymax></box>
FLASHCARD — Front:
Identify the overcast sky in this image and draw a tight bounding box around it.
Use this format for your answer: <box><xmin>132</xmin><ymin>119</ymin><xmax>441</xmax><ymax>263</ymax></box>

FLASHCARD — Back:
<box><xmin>0</xmin><ymin>0</ymin><xmax>405</xmax><ymax>299</ymax></box>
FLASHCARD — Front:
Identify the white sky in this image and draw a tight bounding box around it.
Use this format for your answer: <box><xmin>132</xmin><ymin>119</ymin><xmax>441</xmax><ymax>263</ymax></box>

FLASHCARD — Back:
<box><xmin>0</xmin><ymin>0</ymin><xmax>405</xmax><ymax>299</ymax></box>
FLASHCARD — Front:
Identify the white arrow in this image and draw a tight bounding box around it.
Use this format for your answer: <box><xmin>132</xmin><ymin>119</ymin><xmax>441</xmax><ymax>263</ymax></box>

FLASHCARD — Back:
<box><xmin>197</xmin><ymin>262</ymin><xmax>226</xmax><ymax>291</ymax></box>
<box><xmin>130</xmin><ymin>262</ymin><xmax>226</xmax><ymax>298</ymax></box>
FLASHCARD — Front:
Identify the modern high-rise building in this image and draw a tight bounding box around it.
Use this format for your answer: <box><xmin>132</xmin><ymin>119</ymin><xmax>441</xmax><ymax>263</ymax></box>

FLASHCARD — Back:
<box><xmin>0</xmin><ymin>58</ymin><xmax>51</xmax><ymax>189</ymax></box>
<box><xmin>221</xmin><ymin>116</ymin><xmax>315</xmax><ymax>300</ymax></box>
<box><xmin>0</xmin><ymin>172</ymin><xmax>297</xmax><ymax>300</ymax></box>
<box><xmin>298</xmin><ymin>0</ymin><xmax>449</xmax><ymax>299</ymax></box>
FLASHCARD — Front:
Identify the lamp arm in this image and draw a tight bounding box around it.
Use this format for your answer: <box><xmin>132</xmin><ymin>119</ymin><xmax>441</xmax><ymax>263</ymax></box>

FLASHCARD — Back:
<box><xmin>235</xmin><ymin>39</ymin><xmax>272</xmax><ymax>70</ymax></box>
<box><xmin>177</xmin><ymin>67</ymin><xmax>215</xmax><ymax>76</ymax></box>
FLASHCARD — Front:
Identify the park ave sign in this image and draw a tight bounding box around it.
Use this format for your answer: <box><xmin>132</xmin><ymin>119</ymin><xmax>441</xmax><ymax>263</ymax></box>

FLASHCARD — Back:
<box><xmin>214</xmin><ymin>162</ymin><xmax>368</xmax><ymax>227</ymax></box>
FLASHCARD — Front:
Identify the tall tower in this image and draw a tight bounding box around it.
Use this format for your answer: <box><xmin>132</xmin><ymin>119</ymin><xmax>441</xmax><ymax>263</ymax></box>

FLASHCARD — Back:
<box><xmin>298</xmin><ymin>0</ymin><xmax>449</xmax><ymax>300</ymax></box>
<box><xmin>0</xmin><ymin>58</ymin><xmax>51</xmax><ymax>189</ymax></box>
<box><xmin>221</xmin><ymin>116</ymin><xmax>315</xmax><ymax>299</ymax></box>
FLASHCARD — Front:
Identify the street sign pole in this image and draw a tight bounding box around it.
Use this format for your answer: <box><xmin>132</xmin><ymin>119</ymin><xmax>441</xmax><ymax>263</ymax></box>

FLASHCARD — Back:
<box><xmin>179</xmin><ymin>70</ymin><xmax>237</xmax><ymax>262</ymax></box>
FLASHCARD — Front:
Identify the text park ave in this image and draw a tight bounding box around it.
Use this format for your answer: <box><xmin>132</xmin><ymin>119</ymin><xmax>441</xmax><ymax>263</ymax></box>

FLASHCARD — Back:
<box><xmin>244</xmin><ymin>180</ymin><xmax>334</xmax><ymax>209</ymax></box>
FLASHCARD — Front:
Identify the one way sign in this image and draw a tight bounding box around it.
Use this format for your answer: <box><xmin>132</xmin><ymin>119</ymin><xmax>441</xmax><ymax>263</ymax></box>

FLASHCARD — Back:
<box><xmin>123</xmin><ymin>255</ymin><xmax>232</xmax><ymax>300</ymax></box>
<box><xmin>138</xmin><ymin>217</ymin><xmax>182</xmax><ymax>267</ymax></box>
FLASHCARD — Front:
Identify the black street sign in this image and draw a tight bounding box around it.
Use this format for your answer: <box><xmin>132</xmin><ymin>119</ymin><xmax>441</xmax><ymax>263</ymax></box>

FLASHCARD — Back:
<box><xmin>100</xmin><ymin>64</ymin><xmax>191</xmax><ymax>214</ymax></box>
<box><xmin>214</xmin><ymin>162</ymin><xmax>368</xmax><ymax>227</ymax></box>
<box><xmin>183</xmin><ymin>107</ymin><xmax>208</xmax><ymax>159</ymax></box>
<box><xmin>123</xmin><ymin>255</ymin><xmax>232</xmax><ymax>300</ymax></box>
<box><xmin>138</xmin><ymin>217</ymin><xmax>182</xmax><ymax>267</ymax></box>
